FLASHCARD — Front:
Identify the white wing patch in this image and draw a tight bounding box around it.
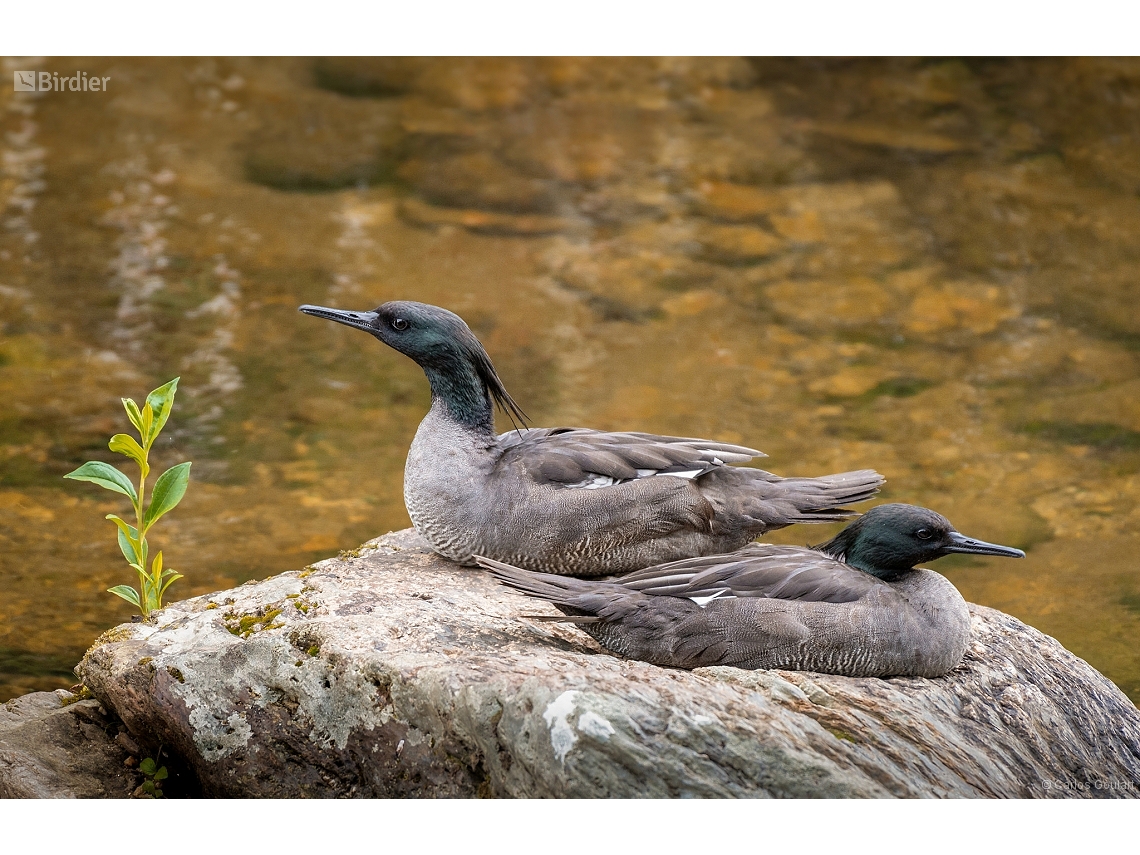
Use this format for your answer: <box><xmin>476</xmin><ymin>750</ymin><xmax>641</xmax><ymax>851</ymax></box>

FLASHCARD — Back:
<box><xmin>567</xmin><ymin>467</ymin><xmax>708</xmax><ymax>489</ymax></box>
<box><xmin>570</xmin><ymin>474</ymin><xmax>620</xmax><ymax>490</ymax></box>
<box><xmin>689</xmin><ymin>590</ymin><xmax>734</xmax><ymax>608</ymax></box>
<box><xmin>663</xmin><ymin>469</ymin><xmax>704</xmax><ymax>480</ymax></box>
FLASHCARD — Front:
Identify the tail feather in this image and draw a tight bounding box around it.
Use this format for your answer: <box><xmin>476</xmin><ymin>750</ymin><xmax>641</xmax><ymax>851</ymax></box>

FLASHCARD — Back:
<box><xmin>476</xmin><ymin>555</ymin><xmax>591</xmax><ymax>599</ymax></box>
<box><xmin>733</xmin><ymin>467</ymin><xmax>885</xmax><ymax>526</ymax></box>
<box><xmin>779</xmin><ymin>468</ymin><xmax>885</xmax><ymax>521</ymax></box>
<box><xmin>474</xmin><ymin>555</ymin><xmax>637</xmax><ymax>622</ymax></box>
<box><xmin>522</xmin><ymin>614</ymin><xmax>601</xmax><ymax>623</ymax></box>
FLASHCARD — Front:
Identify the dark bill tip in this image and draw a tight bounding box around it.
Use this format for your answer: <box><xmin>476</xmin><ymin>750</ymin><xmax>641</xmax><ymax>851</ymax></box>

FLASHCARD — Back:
<box><xmin>944</xmin><ymin>531</ymin><xmax>1026</xmax><ymax>559</ymax></box>
<box><xmin>299</xmin><ymin>304</ymin><xmax>379</xmax><ymax>333</ymax></box>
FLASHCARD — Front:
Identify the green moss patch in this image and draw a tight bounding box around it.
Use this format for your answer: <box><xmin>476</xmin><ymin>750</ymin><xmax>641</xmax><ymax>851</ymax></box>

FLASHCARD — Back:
<box><xmin>224</xmin><ymin>606</ymin><xmax>286</xmax><ymax>639</ymax></box>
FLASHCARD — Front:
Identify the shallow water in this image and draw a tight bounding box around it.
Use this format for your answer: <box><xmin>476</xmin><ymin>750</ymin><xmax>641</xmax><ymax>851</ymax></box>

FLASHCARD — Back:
<box><xmin>2</xmin><ymin>57</ymin><xmax>1138</xmax><ymax>702</ymax></box>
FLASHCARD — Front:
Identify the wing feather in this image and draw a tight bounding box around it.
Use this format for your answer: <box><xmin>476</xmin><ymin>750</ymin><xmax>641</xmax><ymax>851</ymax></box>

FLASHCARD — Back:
<box><xmin>616</xmin><ymin>544</ymin><xmax>882</xmax><ymax>604</ymax></box>
<box><xmin>496</xmin><ymin>427</ymin><xmax>763</xmax><ymax>488</ymax></box>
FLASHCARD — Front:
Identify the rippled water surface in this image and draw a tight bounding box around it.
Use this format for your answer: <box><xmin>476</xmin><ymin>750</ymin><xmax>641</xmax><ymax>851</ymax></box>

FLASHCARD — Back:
<box><xmin>2</xmin><ymin>57</ymin><xmax>1139</xmax><ymax>702</ymax></box>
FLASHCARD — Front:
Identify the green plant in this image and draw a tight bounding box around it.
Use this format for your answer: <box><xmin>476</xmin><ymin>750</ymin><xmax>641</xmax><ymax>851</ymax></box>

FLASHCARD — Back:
<box><xmin>139</xmin><ymin>753</ymin><xmax>168</xmax><ymax>798</ymax></box>
<box><xmin>64</xmin><ymin>378</ymin><xmax>191</xmax><ymax>619</ymax></box>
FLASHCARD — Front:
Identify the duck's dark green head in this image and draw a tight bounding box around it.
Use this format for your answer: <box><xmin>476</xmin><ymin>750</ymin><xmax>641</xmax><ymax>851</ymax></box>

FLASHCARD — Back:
<box><xmin>817</xmin><ymin>503</ymin><xmax>1025</xmax><ymax>580</ymax></box>
<box><xmin>300</xmin><ymin>300</ymin><xmax>526</xmax><ymax>431</ymax></box>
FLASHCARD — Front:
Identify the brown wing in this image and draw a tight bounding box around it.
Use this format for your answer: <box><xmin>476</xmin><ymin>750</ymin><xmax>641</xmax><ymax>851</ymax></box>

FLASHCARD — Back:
<box><xmin>616</xmin><ymin>543</ymin><xmax>884</xmax><ymax>604</ymax></box>
<box><xmin>495</xmin><ymin>426</ymin><xmax>763</xmax><ymax>487</ymax></box>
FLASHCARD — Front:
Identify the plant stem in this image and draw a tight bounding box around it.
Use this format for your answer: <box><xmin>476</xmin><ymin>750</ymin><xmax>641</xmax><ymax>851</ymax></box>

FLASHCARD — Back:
<box><xmin>136</xmin><ymin>439</ymin><xmax>150</xmax><ymax>616</ymax></box>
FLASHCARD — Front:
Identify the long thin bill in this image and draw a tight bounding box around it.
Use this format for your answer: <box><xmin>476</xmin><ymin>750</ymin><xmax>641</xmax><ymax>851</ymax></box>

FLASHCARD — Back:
<box><xmin>299</xmin><ymin>304</ymin><xmax>379</xmax><ymax>333</ymax></box>
<box><xmin>944</xmin><ymin>531</ymin><xmax>1025</xmax><ymax>559</ymax></box>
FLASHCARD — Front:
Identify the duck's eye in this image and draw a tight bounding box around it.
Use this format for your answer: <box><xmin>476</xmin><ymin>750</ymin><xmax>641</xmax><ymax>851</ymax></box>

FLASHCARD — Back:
<box><xmin>916</xmin><ymin>529</ymin><xmax>932</xmax><ymax>540</ymax></box>
<box><xmin>391</xmin><ymin>317</ymin><xmax>409</xmax><ymax>331</ymax></box>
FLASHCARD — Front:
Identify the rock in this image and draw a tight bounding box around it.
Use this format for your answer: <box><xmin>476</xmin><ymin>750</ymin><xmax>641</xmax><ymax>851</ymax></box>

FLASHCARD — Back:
<box><xmin>77</xmin><ymin>529</ymin><xmax>1140</xmax><ymax>798</ymax></box>
<box><xmin>686</xmin><ymin>223</ymin><xmax>785</xmax><ymax>265</ymax></box>
<box><xmin>0</xmin><ymin>690</ymin><xmax>137</xmax><ymax>797</ymax></box>
<box><xmin>497</xmin><ymin>105</ymin><xmax>659</xmax><ymax>186</ymax></box>
<box><xmin>694</xmin><ymin>180</ymin><xmax>785</xmax><ymax>222</ymax></box>
<box><xmin>660</xmin><ymin>289</ymin><xmax>726</xmax><ymax>319</ymax></box>
<box><xmin>540</xmin><ymin>230</ymin><xmax>719</xmax><ymax>319</ymax></box>
<box><xmin>694</xmin><ymin>179</ymin><xmax>902</xmax><ymax>223</ymax></box>
<box><xmin>1065</xmin><ymin>136</ymin><xmax>1140</xmax><ymax>195</ymax></box>
<box><xmin>399</xmin><ymin>198</ymin><xmax>575</xmax><ymax>237</ymax></box>
<box><xmin>415</xmin><ymin>59</ymin><xmax>538</xmax><ymax>112</ymax></box>
<box><xmin>313</xmin><ymin>57</ymin><xmax>433</xmax><ymax>98</ymax></box>
<box><xmin>795</xmin><ymin>119</ymin><xmax>972</xmax><ymax>154</ymax></box>
<box><xmin>766</xmin><ymin>276</ymin><xmax>895</xmax><ymax>329</ymax></box>
<box><xmin>397</xmin><ymin>152</ymin><xmax>560</xmax><ymax>214</ymax></box>
<box><xmin>243</xmin><ymin>94</ymin><xmax>404</xmax><ymax>192</ymax></box>
<box><xmin>808</xmin><ymin>365</ymin><xmax>900</xmax><ymax>399</ymax></box>
<box><xmin>314</xmin><ymin>58</ymin><xmax>759</xmax><ymax>115</ymax></box>
<box><xmin>903</xmin><ymin>282</ymin><xmax>1019</xmax><ymax>337</ymax></box>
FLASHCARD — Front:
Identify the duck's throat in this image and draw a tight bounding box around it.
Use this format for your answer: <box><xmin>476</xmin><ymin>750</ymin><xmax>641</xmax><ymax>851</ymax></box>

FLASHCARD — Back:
<box><xmin>819</xmin><ymin>528</ymin><xmax>909</xmax><ymax>581</ymax></box>
<box><xmin>423</xmin><ymin>364</ymin><xmax>495</xmax><ymax>433</ymax></box>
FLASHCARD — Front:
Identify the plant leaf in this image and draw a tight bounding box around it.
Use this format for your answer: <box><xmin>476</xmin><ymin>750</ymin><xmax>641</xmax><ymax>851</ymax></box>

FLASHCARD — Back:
<box><xmin>140</xmin><ymin>402</ymin><xmax>154</xmax><ymax>449</ymax></box>
<box><xmin>144</xmin><ymin>462</ymin><xmax>191</xmax><ymax>528</ymax></box>
<box><xmin>122</xmin><ymin>398</ymin><xmax>145</xmax><ymax>437</ymax></box>
<box><xmin>108</xmin><ymin>585</ymin><xmax>142</xmax><ymax>609</ymax></box>
<box><xmin>105</xmin><ymin>514</ymin><xmax>138</xmax><ymax>541</ymax></box>
<box><xmin>64</xmin><ymin>462</ymin><xmax>138</xmax><ymax>502</ymax></box>
<box><xmin>115</xmin><ymin>524</ymin><xmax>138</xmax><ymax>565</ymax></box>
<box><xmin>144</xmin><ymin>377</ymin><xmax>179</xmax><ymax>445</ymax></box>
<box><xmin>159</xmin><ymin>572</ymin><xmax>183</xmax><ymax>598</ymax></box>
<box><xmin>107</xmin><ymin>515</ymin><xmax>142</xmax><ymax>567</ymax></box>
<box><xmin>153</xmin><ymin>766</ymin><xmax>168</xmax><ymax>781</ymax></box>
<box><xmin>108</xmin><ymin>434</ymin><xmax>148</xmax><ymax>477</ymax></box>
<box><xmin>151</xmin><ymin>550</ymin><xmax>163</xmax><ymax>579</ymax></box>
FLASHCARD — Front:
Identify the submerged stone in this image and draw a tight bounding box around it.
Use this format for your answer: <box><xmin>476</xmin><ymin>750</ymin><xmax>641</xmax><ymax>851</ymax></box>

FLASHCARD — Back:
<box><xmin>243</xmin><ymin>94</ymin><xmax>404</xmax><ymax>192</ymax></box>
<box><xmin>397</xmin><ymin>152</ymin><xmax>560</xmax><ymax>215</ymax></box>
<box><xmin>399</xmin><ymin>197</ymin><xmax>576</xmax><ymax>237</ymax></box>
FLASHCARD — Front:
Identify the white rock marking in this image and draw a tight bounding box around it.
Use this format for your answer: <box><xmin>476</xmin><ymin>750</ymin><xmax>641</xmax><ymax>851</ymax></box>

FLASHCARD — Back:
<box><xmin>577</xmin><ymin>711</ymin><xmax>615</xmax><ymax>741</ymax></box>
<box><xmin>542</xmin><ymin>690</ymin><xmax>581</xmax><ymax>763</ymax></box>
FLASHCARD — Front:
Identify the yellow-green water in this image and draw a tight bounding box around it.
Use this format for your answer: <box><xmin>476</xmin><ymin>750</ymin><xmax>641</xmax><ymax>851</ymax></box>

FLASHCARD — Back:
<box><xmin>2</xmin><ymin>57</ymin><xmax>1138</xmax><ymax>702</ymax></box>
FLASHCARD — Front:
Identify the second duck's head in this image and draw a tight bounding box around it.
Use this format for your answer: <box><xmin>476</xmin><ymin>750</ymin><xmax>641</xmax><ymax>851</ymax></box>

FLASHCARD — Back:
<box><xmin>818</xmin><ymin>503</ymin><xmax>1025</xmax><ymax>580</ymax></box>
<box><xmin>300</xmin><ymin>300</ymin><xmax>526</xmax><ymax>430</ymax></box>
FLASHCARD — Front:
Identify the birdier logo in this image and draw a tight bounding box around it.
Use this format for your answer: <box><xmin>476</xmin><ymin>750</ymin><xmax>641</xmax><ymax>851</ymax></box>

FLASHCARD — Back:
<box><xmin>13</xmin><ymin>70</ymin><xmax>110</xmax><ymax>92</ymax></box>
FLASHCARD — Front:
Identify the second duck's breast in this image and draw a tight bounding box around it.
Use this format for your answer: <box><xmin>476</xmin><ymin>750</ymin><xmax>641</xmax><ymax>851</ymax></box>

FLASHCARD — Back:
<box><xmin>703</xmin><ymin>569</ymin><xmax>972</xmax><ymax>677</ymax></box>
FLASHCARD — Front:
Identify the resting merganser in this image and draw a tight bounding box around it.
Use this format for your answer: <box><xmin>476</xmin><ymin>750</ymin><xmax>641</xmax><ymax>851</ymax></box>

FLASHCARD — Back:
<box><xmin>300</xmin><ymin>300</ymin><xmax>883</xmax><ymax>576</ymax></box>
<box><xmin>478</xmin><ymin>504</ymin><xmax>1024</xmax><ymax>677</ymax></box>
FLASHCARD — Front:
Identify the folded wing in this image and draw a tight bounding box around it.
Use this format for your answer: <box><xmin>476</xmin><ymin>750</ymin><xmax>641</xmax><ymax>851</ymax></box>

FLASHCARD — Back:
<box><xmin>616</xmin><ymin>543</ymin><xmax>883</xmax><ymax>604</ymax></box>
<box><xmin>496</xmin><ymin>427</ymin><xmax>763</xmax><ymax>489</ymax></box>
